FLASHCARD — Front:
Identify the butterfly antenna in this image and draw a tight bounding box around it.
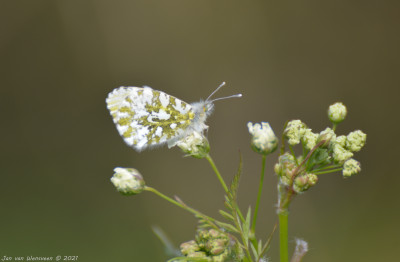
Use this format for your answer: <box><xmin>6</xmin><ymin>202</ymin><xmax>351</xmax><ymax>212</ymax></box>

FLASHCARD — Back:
<box><xmin>206</xmin><ymin>82</ymin><xmax>226</xmax><ymax>101</ymax></box>
<box><xmin>211</xmin><ymin>93</ymin><xmax>242</xmax><ymax>102</ymax></box>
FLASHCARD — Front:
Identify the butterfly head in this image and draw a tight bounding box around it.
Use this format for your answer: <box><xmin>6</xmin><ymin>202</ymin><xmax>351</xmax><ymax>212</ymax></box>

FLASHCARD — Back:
<box><xmin>191</xmin><ymin>82</ymin><xmax>241</xmax><ymax>124</ymax></box>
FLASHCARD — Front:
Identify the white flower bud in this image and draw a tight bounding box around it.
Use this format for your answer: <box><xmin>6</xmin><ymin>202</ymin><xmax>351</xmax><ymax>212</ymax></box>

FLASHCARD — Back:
<box><xmin>302</xmin><ymin>128</ymin><xmax>318</xmax><ymax>150</ymax></box>
<box><xmin>335</xmin><ymin>135</ymin><xmax>347</xmax><ymax>147</ymax></box>
<box><xmin>284</xmin><ymin>120</ymin><xmax>307</xmax><ymax>145</ymax></box>
<box><xmin>346</xmin><ymin>130</ymin><xmax>367</xmax><ymax>152</ymax></box>
<box><xmin>332</xmin><ymin>144</ymin><xmax>353</xmax><ymax>164</ymax></box>
<box><xmin>110</xmin><ymin>167</ymin><xmax>145</xmax><ymax>195</ymax></box>
<box><xmin>176</xmin><ymin>131</ymin><xmax>210</xmax><ymax>158</ymax></box>
<box><xmin>247</xmin><ymin>122</ymin><xmax>278</xmax><ymax>155</ymax></box>
<box><xmin>328</xmin><ymin>102</ymin><xmax>347</xmax><ymax>123</ymax></box>
<box><xmin>343</xmin><ymin>159</ymin><xmax>361</xmax><ymax>177</ymax></box>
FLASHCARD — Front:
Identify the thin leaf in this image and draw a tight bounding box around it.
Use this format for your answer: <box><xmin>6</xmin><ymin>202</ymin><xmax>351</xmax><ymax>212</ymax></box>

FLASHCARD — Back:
<box><xmin>250</xmin><ymin>242</ymin><xmax>258</xmax><ymax>261</ymax></box>
<box><xmin>152</xmin><ymin>225</ymin><xmax>180</xmax><ymax>257</ymax></box>
<box><xmin>174</xmin><ymin>195</ymin><xmax>185</xmax><ymax>205</ymax></box>
<box><xmin>236</xmin><ymin>213</ymin><xmax>243</xmax><ymax>232</ymax></box>
<box><xmin>242</xmin><ymin>207</ymin><xmax>252</xmax><ymax>244</ymax></box>
<box><xmin>215</xmin><ymin>221</ymin><xmax>240</xmax><ymax>233</ymax></box>
<box><xmin>229</xmin><ymin>152</ymin><xmax>243</xmax><ymax>202</ymax></box>
<box><xmin>260</xmin><ymin>222</ymin><xmax>278</xmax><ymax>257</ymax></box>
<box><xmin>219</xmin><ymin>210</ymin><xmax>235</xmax><ymax>222</ymax></box>
<box><xmin>258</xmin><ymin>239</ymin><xmax>263</xmax><ymax>256</ymax></box>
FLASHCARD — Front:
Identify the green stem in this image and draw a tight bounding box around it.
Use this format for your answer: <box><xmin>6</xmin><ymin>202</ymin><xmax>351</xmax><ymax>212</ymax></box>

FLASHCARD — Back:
<box><xmin>205</xmin><ymin>154</ymin><xmax>245</xmax><ymax>223</ymax></box>
<box><xmin>279</xmin><ymin>211</ymin><xmax>289</xmax><ymax>262</ymax></box>
<box><xmin>289</xmin><ymin>145</ymin><xmax>299</xmax><ymax>166</ymax></box>
<box><xmin>314</xmin><ymin>167</ymin><xmax>343</xmax><ymax>175</ymax></box>
<box><xmin>332</xmin><ymin>123</ymin><xmax>337</xmax><ymax>132</ymax></box>
<box><xmin>145</xmin><ymin>186</ymin><xmax>216</xmax><ymax>223</ymax></box>
<box><xmin>251</xmin><ymin>154</ymin><xmax>266</xmax><ymax>232</ymax></box>
<box><xmin>280</xmin><ymin>121</ymin><xmax>289</xmax><ymax>156</ymax></box>
<box><xmin>205</xmin><ymin>154</ymin><xmax>229</xmax><ymax>193</ymax></box>
<box><xmin>312</xmin><ymin>164</ymin><xmax>342</xmax><ymax>173</ymax></box>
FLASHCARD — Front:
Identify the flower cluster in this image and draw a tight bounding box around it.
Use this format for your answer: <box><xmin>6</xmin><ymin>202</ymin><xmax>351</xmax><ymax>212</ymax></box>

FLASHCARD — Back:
<box><xmin>179</xmin><ymin>229</ymin><xmax>234</xmax><ymax>261</ymax></box>
<box><xmin>275</xmin><ymin>103</ymin><xmax>366</xmax><ymax>197</ymax></box>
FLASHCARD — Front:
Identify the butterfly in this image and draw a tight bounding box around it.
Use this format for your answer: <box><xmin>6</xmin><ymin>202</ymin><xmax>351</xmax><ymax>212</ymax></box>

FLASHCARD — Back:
<box><xmin>106</xmin><ymin>82</ymin><xmax>241</xmax><ymax>152</ymax></box>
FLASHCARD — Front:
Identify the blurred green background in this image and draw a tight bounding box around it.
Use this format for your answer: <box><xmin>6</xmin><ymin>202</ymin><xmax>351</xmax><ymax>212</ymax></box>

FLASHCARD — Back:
<box><xmin>1</xmin><ymin>1</ymin><xmax>399</xmax><ymax>261</ymax></box>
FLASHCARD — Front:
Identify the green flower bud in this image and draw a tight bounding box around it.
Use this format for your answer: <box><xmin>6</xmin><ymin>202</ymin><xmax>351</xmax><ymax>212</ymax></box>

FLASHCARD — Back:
<box><xmin>208</xmin><ymin>239</ymin><xmax>227</xmax><ymax>255</ymax></box>
<box><xmin>317</xmin><ymin>127</ymin><xmax>336</xmax><ymax>148</ymax></box>
<box><xmin>293</xmin><ymin>173</ymin><xmax>318</xmax><ymax>193</ymax></box>
<box><xmin>346</xmin><ymin>130</ymin><xmax>367</xmax><ymax>152</ymax></box>
<box><xmin>187</xmin><ymin>229</ymin><xmax>231</xmax><ymax>260</ymax></box>
<box><xmin>212</xmin><ymin>249</ymin><xmax>230</xmax><ymax>262</ymax></box>
<box><xmin>187</xmin><ymin>251</ymin><xmax>209</xmax><ymax>259</ymax></box>
<box><xmin>110</xmin><ymin>167</ymin><xmax>145</xmax><ymax>195</ymax></box>
<box><xmin>180</xmin><ymin>240</ymin><xmax>200</xmax><ymax>256</ymax></box>
<box><xmin>343</xmin><ymin>159</ymin><xmax>361</xmax><ymax>177</ymax></box>
<box><xmin>275</xmin><ymin>153</ymin><xmax>297</xmax><ymax>186</ymax></box>
<box><xmin>328</xmin><ymin>102</ymin><xmax>347</xmax><ymax>123</ymax></box>
<box><xmin>284</xmin><ymin>120</ymin><xmax>307</xmax><ymax>145</ymax></box>
<box><xmin>176</xmin><ymin>131</ymin><xmax>210</xmax><ymax>158</ymax></box>
<box><xmin>247</xmin><ymin>122</ymin><xmax>278</xmax><ymax>155</ymax></box>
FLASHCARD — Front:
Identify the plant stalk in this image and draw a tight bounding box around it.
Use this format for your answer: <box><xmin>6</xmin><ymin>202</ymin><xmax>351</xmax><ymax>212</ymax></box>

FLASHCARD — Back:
<box><xmin>279</xmin><ymin>211</ymin><xmax>289</xmax><ymax>262</ymax></box>
<box><xmin>205</xmin><ymin>154</ymin><xmax>229</xmax><ymax>193</ymax></box>
<box><xmin>145</xmin><ymin>186</ymin><xmax>216</xmax><ymax>223</ymax></box>
<box><xmin>252</xmin><ymin>154</ymin><xmax>266</xmax><ymax>232</ymax></box>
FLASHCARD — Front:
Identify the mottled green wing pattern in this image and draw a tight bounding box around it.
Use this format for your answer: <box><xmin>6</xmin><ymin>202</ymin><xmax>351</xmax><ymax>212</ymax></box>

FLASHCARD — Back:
<box><xmin>106</xmin><ymin>86</ymin><xmax>195</xmax><ymax>151</ymax></box>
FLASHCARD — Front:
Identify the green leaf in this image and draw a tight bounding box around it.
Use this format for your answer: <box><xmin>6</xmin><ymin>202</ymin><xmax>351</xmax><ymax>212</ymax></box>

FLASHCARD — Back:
<box><xmin>224</xmin><ymin>195</ymin><xmax>233</xmax><ymax>211</ymax></box>
<box><xmin>219</xmin><ymin>210</ymin><xmax>235</xmax><ymax>222</ymax></box>
<box><xmin>250</xmin><ymin>242</ymin><xmax>258</xmax><ymax>261</ymax></box>
<box><xmin>242</xmin><ymin>207</ymin><xmax>252</xmax><ymax>245</ymax></box>
<box><xmin>229</xmin><ymin>153</ymin><xmax>243</xmax><ymax>202</ymax></box>
<box><xmin>215</xmin><ymin>221</ymin><xmax>240</xmax><ymax>233</ymax></box>
<box><xmin>152</xmin><ymin>226</ymin><xmax>180</xmax><ymax>257</ymax></box>
<box><xmin>260</xmin><ymin>222</ymin><xmax>278</xmax><ymax>258</ymax></box>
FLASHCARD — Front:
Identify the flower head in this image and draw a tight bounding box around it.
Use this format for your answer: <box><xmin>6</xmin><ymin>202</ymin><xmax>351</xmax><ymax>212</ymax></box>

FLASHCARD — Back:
<box><xmin>346</xmin><ymin>130</ymin><xmax>367</xmax><ymax>152</ymax></box>
<box><xmin>293</xmin><ymin>173</ymin><xmax>318</xmax><ymax>193</ymax></box>
<box><xmin>284</xmin><ymin>120</ymin><xmax>307</xmax><ymax>145</ymax></box>
<box><xmin>332</xmin><ymin>143</ymin><xmax>353</xmax><ymax>164</ymax></box>
<box><xmin>302</xmin><ymin>128</ymin><xmax>318</xmax><ymax>151</ymax></box>
<box><xmin>343</xmin><ymin>159</ymin><xmax>361</xmax><ymax>177</ymax></box>
<box><xmin>335</xmin><ymin>135</ymin><xmax>347</xmax><ymax>147</ymax></box>
<box><xmin>176</xmin><ymin>131</ymin><xmax>210</xmax><ymax>158</ymax></box>
<box><xmin>180</xmin><ymin>229</ymin><xmax>231</xmax><ymax>261</ymax></box>
<box><xmin>110</xmin><ymin>167</ymin><xmax>145</xmax><ymax>195</ymax></box>
<box><xmin>328</xmin><ymin>102</ymin><xmax>347</xmax><ymax>123</ymax></box>
<box><xmin>247</xmin><ymin>122</ymin><xmax>278</xmax><ymax>155</ymax></box>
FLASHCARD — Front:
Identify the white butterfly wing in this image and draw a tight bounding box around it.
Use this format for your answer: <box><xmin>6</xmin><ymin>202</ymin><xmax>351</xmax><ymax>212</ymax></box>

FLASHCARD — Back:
<box><xmin>106</xmin><ymin>86</ymin><xmax>195</xmax><ymax>151</ymax></box>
